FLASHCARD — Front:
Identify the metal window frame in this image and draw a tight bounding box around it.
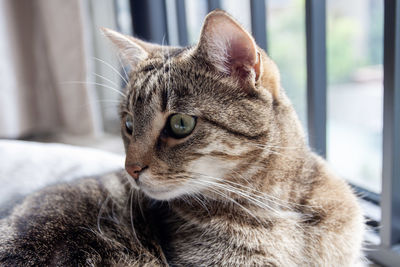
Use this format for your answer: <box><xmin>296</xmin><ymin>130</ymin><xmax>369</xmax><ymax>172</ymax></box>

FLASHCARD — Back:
<box><xmin>207</xmin><ymin>0</ymin><xmax>221</xmax><ymax>12</ymax></box>
<box><xmin>381</xmin><ymin>0</ymin><xmax>400</xmax><ymax>248</ymax></box>
<box><xmin>367</xmin><ymin>0</ymin><xmax>400</xmax><ymax>265</ymax></box>
<box><xmin>250</xmin><ymin>0</ymin><xmax>267</xmax><ymax>52</ymax></box>
<box><xmin>305</xmin><ymin>0</ymin><xmax>327</xmax><ymax>158</ymax></box>
<box><xmin>175</xmin><ymin>0</ymin><xmax>188</xmax><ymax>46</ymax></box>
<box><xmin>130</xmin><ymin>0</ymin><xmax>169</xmax><ymax>44</ymax></box>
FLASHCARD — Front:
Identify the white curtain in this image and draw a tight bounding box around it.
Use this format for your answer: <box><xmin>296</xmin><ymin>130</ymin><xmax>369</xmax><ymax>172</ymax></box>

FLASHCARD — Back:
<box><xmin>0</xmin><ymin>0</ymin><xmax>100</xmax><ymax>138</ymax></box>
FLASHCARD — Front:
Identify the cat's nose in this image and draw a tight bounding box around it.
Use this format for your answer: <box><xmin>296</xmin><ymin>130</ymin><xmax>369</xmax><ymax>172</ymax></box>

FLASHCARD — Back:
<box><xmin>125</xmin><ymin>164</ymin><xmax>148</xmax><ymax>180</ymax></box>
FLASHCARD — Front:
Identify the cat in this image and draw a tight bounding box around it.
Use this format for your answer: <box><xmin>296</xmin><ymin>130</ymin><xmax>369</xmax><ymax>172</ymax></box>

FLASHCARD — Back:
<box><xmin>0</xmin><ymin>10</ymin><xmax>364</xmax><ymax>266</ymax></box>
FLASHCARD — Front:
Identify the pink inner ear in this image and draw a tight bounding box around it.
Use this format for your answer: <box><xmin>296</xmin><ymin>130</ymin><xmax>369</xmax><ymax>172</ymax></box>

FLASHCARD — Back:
<box><xmin>226</xmin><ymin>36</ymin><xmax>257</xmax><ymax>81</ymax></box>
<box><xmin>202</xmin><ymin>14</ymin><xmax>257</xmax><ymax>80</ymax></box>
<box><xmin>228</xmin><ymin>35</ymin><xmax>256</xmax><ymax>68</ymax></box>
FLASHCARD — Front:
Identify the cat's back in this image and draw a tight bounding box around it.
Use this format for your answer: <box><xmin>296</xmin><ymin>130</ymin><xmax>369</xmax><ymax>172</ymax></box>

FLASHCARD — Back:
<box><xmin>0</xmin><ymin>172</ymin><xmax>167</xmax><ymax>266</ymax></box>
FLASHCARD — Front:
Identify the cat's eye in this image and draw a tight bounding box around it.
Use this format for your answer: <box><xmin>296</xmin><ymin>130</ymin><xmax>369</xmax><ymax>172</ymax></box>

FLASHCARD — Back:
<box><xmin>167</xmin><ymin>113</ymin><xmax>196</xmax><ymax>139</ymax></box>
<box><xmin>125</xmin><ymin>115</ymin><xmax>133</xmax><ymax>134</ymax></box>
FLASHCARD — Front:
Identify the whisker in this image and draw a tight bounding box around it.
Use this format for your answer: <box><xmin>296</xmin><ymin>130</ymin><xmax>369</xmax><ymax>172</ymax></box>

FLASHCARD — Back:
<box><xmin>129</xmin><ymin>187</ymin><xmax>141</xmax><ymax>245</ymax></box>
<box><xmin>61</xmin><ymin>81</ymin><xmax>126</xmax><ymax>98</ymax></box>
<box><xmin>246</xmin><ymin>143</ymin><xmax>303</xmax><ymax>159</ymax></box>
<box><xmin>92</xmin><ymin>57</ymin><xmax>129</xmax><ymax>85</ymax></box>
<box><xmin>188</xmin><ymin>171</ymin><xmax>318</xmax><ymax>210</ymax></box>
<box><xmin>116</xmin><ymin>53</ymin><xmax>130</xmax><ymax>82</ymax></box>
<box><xmin>92</xmin><ymin>72</ymin><xmax>120</xmax><ymax>88</ymax></box>
<box><xmin>190</xmin><ymin>193</ymin><xmax>211</xmax><ymax>216</ymax></box>
<box><xmin>252</xmin><ymin>143</ymin><xmax>301</xmax><ymax>150</ymax></box>
<box><xmin>97</xmin><ymin>193</ymin><xmax>112</xmax><ymax>236</ymax></box>
<box><xmin>197</xmin><ymin>179</ymin><xmax>283</xmax><ymax>215</ymax></box>
<box><xmin>166</xmin><ymin>38</ymin><xmax>171</xmax><ymax>98</ymax></box>
<box><xmin>188</xmin><ymin>171</ymin><xmax>280</xmax><ymax>204</ymax></box>
<box><xmin>190</xmin><ymin>181</ymin><xmax>264</xmax><ymax>226</ymax></box>
<box><xmin>92</xmin><ymin>100</ymin><xmax>121</xmax><ymax>104</ymax></box>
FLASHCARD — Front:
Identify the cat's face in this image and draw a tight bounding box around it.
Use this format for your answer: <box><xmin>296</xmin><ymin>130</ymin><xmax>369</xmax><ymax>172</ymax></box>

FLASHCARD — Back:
<box><xmin>103</xmin><ymin>11</ymin><xmax>284</xmax><ymax>200</ymax></box>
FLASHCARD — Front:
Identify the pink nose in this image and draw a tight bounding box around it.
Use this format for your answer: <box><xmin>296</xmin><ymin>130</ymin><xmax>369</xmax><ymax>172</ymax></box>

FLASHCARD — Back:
<box><xmin>126</xmin><ymin>164</ymin><xmax>146</xmax><ymax>180</ymax></box>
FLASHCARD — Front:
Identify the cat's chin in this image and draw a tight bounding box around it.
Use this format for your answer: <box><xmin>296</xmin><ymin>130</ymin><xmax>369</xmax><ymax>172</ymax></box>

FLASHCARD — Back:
<box><xmin>135</xmin><ymin>178</ymin><xmax>188</xmax><ymax>200</ymax></box>
<box><xmin>140</xmin><ymin>186</ymin><xmax>186</xmax><ymax>200</ymax></box>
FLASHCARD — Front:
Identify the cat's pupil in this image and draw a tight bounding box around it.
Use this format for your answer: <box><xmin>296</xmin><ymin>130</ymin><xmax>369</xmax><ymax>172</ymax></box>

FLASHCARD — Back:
<box><xmin>168</xmin><ymin>114</ymin><xmax>196</xmax><ymax>139</ymax></box>
<box><xmin>125</xmin><ymin>115</ymin><xmax>133</xmax><ymax>134</ymax></box>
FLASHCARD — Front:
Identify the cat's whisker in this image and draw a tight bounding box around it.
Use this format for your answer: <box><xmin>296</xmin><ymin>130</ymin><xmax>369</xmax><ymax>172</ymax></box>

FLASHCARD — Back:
<box><xmin>92</xmin><ymin>56</ymin><xmax>129</xmax><ymax>85</ymax></box>
<box><xmin>160</xmin><ymin>35</ymin><xmax>172</xmax><ymax>101</ymax></box>
<box><xmin>247</xmin><ymin>142</ymin><xmax>304</xmax><ymax>157</ymax></box>
<box><xmin>92</xmin><ymin>100</ymin><xmax>122</xmax><ymax>104</ymax></box>
<box><xmin>116</xmin><ymin>53</ymin><xmax>130</xmax><ymax>82</ymax></box>
<box><xmin>115</xmin><ymin>53</ymin><xmax>133</xmax><ymax>103</ymax></box>
<box><xmin>120</xmin><ymin>173</ymin><xmax>134</xmax><ymax>188</ymax></box>
<box><xmin>110</xmin><ymin>199</ymin><xmax>120</xmax><ymax>225</ymax></box>
<box><xmin>61</xmin><ymin>81</ymin><xmax>126</xmax><ymax>98</ymax></box>
<box><xmin>188</xmin><ymin>175</ymin><xmax>281</xmax><ymax>214</ymax></box>
<box><xmin>187</xmin><ymin>171</ymin><xmax>280</xmax><ymax>204</ymax></box>
<box><xmin>73</xmin><ymin>101</ymin><xmax>119</xmax><ymax>113</ymax></box>
<box><xmin>212</xmin><ymin>174</ymin><xmax>307</xmax><ymax>208</ymax></box>
<box><xmin>189</xmin><ymin>193</ymin><xmax>211</xmax><ymax>216</ymax></box>
<box><xmin>129</xmin><ymin>187</ymin><xmax>141</xmax><ymax>244</ymax></box>
<box><xmin>251</xmin><ymin>143</ymin><xmax>301</xmax><ymax>150</ymax></box>
<box><xmin>167</xmin><ymin>42</ymin><xmax>171</xmax><ymax>98</ymax></box>
<box><xmin>197</xmin><ymin>183</ymin><xmax>264</xmax><ymax>227</ymax></box>
<box><xmin>92</xmin><ymin>72</ymin><xmax>120</xmax><ymax>88</ymax></box>
<box><xmin>197</xmin><ymin>179</ymin><xmax>284</xmax><ymax>215</ymax></box>
<box><xmin>188</xmin><ymin>171</ymin><xmax>317</xmax><ymax>211</ymax></box>
<box><xmin>97</xmin><ymin>193</ymin><xmax>112</xmax><ymax>236</ymax></box>
<box><xmin>136</xmin><ymin>190</ymin><xmax>146</xmax><ymax>222</ymax></box>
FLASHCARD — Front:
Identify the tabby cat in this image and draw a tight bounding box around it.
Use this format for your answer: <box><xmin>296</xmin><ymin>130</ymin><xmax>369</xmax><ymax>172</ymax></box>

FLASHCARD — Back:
<box><xmin>0</xmin><ymin>10</ymin><xmax>364</xmax><ymax>266</ymax></box>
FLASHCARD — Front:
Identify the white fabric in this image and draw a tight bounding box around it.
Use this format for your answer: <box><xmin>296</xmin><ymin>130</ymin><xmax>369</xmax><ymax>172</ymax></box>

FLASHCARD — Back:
<box><xmin>0</xmin><ymin>140</ymin><xmax>124</xmax><ymax>205</ymax></box>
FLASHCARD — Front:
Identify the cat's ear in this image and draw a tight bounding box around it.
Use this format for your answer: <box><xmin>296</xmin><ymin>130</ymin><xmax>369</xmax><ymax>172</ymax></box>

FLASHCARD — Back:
<box><xmin>196</xmin><ymin>10</ymin><xmax>261</xmax><ymax>87</ymax></box>
<box><xmin>101</xmin><ymin>27</ymin><xmax>148</xmax><ymax>68</ymax></box>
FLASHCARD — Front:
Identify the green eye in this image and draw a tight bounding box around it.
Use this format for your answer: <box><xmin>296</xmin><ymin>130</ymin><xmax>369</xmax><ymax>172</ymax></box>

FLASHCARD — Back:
<box><xmin>168</xmin><ymin>113</ymin><xmax>196</xmax><ymax>138</ymax></box>
<box><xmin>125</xmin><ymin>115</ymin><xmax>133</xmax><ymax>134</ymax></box>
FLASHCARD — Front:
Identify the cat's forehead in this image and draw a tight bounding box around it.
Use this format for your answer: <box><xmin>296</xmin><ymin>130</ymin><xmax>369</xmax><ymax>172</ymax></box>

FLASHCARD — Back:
<box><xmin>126</xmin><ymin>49</ymin><xmax>214</xmax><ymax>112</ymax></box>
<box><xmin>144</xmin><ymin>46</ymin><xmax>191</xmax><ymax>65</ymax></box>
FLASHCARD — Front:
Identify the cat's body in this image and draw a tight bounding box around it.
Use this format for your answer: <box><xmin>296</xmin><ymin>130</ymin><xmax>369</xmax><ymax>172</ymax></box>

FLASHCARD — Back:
<box><xmin>0</xmin><ymin>173</ymin><xmax>168</xmax><ymax>266</ymax></box>
<box><xmin>0</xmin><ymin>163</ymin><xmax>362</xmax><ymax>266</ymax></box>
<box><xmin>0</xmin><ymin>10</ymin><xmax>364</xmax><ymax>266</ymax></box>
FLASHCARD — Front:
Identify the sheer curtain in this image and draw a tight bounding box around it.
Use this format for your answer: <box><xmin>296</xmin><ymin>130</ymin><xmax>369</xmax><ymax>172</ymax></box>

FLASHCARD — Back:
<box><xmin>0</xmin><ymin>0</ymin><xmax>100</xmax><ymax>138</ymax></box>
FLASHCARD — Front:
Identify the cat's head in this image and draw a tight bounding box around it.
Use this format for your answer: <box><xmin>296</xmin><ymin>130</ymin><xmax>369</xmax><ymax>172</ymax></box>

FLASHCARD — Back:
<box><xmin>103</xmin><ymin>10</ymin><xmax>303</xmax><ymax>200</ymax></box>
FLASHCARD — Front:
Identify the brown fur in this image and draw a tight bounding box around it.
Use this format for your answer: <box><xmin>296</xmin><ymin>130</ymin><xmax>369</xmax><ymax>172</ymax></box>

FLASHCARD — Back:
<box><xmin>0</xmin><ymin>10</ymin><xmax>364</xmax><ymax>266</ymax></box>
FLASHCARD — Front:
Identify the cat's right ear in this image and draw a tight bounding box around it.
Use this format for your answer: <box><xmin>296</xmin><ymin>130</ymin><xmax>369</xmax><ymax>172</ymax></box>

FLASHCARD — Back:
<box><xmin>101</xmin><ymin>28</ymin><xmax>148</xmax><ymax>68</ymax></box>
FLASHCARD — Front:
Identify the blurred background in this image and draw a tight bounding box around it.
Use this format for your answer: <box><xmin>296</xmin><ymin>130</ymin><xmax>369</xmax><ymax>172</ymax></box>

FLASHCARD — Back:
<box><xmin>0</xmin><ymin>0</ymin><xmax>384</xmax><ymax>194</ymax></box>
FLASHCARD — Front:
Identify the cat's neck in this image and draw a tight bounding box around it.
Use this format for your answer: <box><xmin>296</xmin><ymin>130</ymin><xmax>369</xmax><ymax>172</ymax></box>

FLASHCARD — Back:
<box><xmin>170</xmin><ymin>147</ymin><xmax>316</xmax><ymax>224</ymax></box>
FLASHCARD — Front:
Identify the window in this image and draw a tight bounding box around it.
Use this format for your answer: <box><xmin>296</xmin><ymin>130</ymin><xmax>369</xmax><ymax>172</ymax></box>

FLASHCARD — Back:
<box><xmin>327</xmin><ymin>0</ymin><xmax>384</xmax><ymax>194</ymax></box>
<box><xmin>268</xmin><ymin>0</ymin><xmax>307</xmax><ymax>127</ymax></box>
<box><xmin>127</xmin><ymin>0</ymin><xmax>400</xmax><ymax>265</ymax></box>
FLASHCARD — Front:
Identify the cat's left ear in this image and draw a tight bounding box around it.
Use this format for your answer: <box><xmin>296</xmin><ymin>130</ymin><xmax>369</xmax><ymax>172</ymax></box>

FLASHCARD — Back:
<box><xmin>196</xmin><ymin>10</ymin><xmax>261</xmax><ymax>89</ymax></box>
<box><xmin>101</xmin><ymin>27</ymin><xmax>149</xmax><ymax>68</ymax></box>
